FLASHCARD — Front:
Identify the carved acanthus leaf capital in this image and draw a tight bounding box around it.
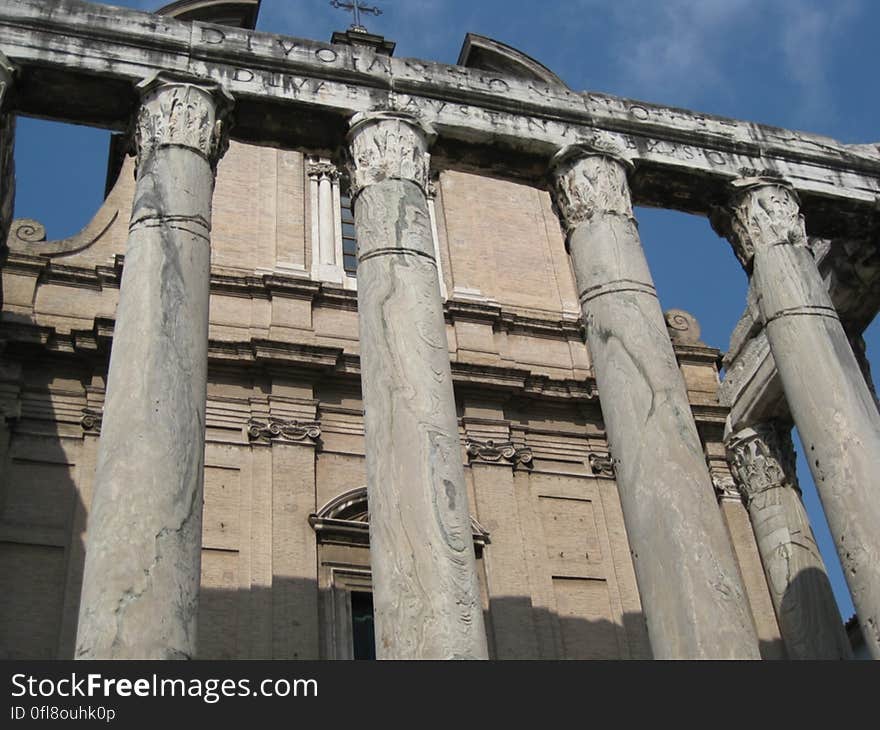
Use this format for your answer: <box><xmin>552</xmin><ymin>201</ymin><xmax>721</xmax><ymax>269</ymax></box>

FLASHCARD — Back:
<box><xmin>715</xmin><ymin>176</ymin><xmax>808</xmax><ymax>270</ymax></box>
<box><xmin>548</xmin><ymin>142</ymin><xmax>635</xmax><ymax>232</ymax></box>
<box><xmin>134</xmin><ymin>72</ymin><xmax>234</xmax><ymax>172</ymax></box>
<box><xmin>247</xmin><ymin>418</ymin><xmax>321</xmax><ymax>444</ymax></box>
<box><xmin>710</xmin><ymin>468</ymin><xmax>742</xmax><ymax>503</ymax></box>
<box><xmin>726</xmin><ymin>421</ymin><xmax>800</xmax><ymax>503</ymax></box>
<box><xmin>306</xmin><ymin>159</ymin><xmax>340</xmax><ymax>181</ymax></box>
<box><xmin>466</xmin><ymin>439</ymin><xmax>533</xmax><ymax>468</ymax></box>
<box><xmin>346</xmin><ymin>110</ymin><xmax>435</xmax><ymax>197</ymax></box>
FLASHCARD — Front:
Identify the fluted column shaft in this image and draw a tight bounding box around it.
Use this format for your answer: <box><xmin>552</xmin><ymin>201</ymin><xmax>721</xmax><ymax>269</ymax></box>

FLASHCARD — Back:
<box><xmin>721</xmin><ymin>177</ymin><xmax>880</xmax><ymax>659</ymax></box>
<box><xmin>549</xmin><ymin>143</ymin><xmax>760</xmax><ymax>659</ymax></box>
<box><xmin>75</xmin><ymin>73</ymin><xmax>232</xmax><ymax>659</ymax></box>
<box><xmin>347</xmin><ymin>111</ymin><xmax>488</xmax><ymax>659</ymax></box>
<box><xmin>727</xmin><ymin>421</ymin><xmax>851</xmax><ymax>659</ymax></box>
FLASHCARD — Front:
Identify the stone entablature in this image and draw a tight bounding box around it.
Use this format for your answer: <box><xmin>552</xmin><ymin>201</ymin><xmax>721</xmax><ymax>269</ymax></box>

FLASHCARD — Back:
<box><xmin>2</xmin><ymin>0</ymin><xmax>879</xmax><ymax>235</ymax></box>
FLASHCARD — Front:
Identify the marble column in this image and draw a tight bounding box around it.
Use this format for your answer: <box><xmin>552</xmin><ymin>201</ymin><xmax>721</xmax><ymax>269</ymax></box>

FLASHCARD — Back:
<box><xmin>0</xmin><ymin>51</ymin><xmax>16</xmax><ymax>306</ymax></box>
<box><xmin>75</xmin><ymin>73</ymin><xmax>232</xmax><ymax>659</ymax></box>
<box><xmin>549</xmin><ymin>142</ymin><xmax>760</xmax><ymax>659</ymax></box>
<box><xmin>719</xmin><ymin>176</ymin><xmax>880</xmax><ymax>659</ymax></box>
<box><xmin>727</xmin><ymin>421</ymin><xmax>851</xmax><ymax>659</ymax></box>
<box><xmin>346</xmin><ymin>110</ymin><xmax>488</xmax><ymax>659</ymax></box>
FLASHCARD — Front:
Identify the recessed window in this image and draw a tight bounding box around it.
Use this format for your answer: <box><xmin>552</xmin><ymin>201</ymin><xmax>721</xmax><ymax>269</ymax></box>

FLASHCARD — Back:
<box><xmin>340</xmin><ymin>177</ymin><xmax>358</xmax><ymax>277</ymax></box>
<box><xmin>350</xmin><ymin>591</ymin><xmax>375</xmax><ymax>660</ymax></box>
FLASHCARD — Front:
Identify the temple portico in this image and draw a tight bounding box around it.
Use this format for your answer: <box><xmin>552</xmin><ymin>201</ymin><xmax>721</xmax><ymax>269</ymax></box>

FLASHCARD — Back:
<box><xmin>1</xmin><ymin>0</ymin><xmax>878</xmax><ymax>660</ymax></box>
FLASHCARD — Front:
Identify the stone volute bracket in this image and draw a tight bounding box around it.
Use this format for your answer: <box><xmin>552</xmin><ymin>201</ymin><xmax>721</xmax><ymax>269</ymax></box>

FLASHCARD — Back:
<box><xmin>465</xmin><ymin>438</ymin><xmax>533</xmax><ymax>469</ymax></box>
<box><xmin>246</xmin><ymin>417</ymin><xmax>322</xmax><ymax>447</ymax></box>
<box><xmin>588</xmin><ymin>452</ymin><xmax>615</xmax><ymax>478</ymax></box>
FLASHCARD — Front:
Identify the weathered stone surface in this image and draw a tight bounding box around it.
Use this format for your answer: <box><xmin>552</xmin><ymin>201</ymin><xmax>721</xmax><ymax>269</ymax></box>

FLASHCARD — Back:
<box><xmin>347</xmin><ymin>111</ymin><xmax>488</xmax><ymax>659</ymax></box>
<box><xmin>727</xmin><ymin>421</ymin><xmax>851</xmax><ymax>659</ymax></box>
<box><xmin>549</xmin><ymin>145</ymin><xmax>760</xmax><ymax>659</ymax></box>
<box><xmin>75</xmin><ymin>73</ymin><xmax>232</xmax><ymax>659</ymax></box>
<box><xmin>2</xmin><ymin>1</ymin><xmax>880</xmax><ymax>234</ymax></box>
<box><xmin>721</xmin><ymin>177</ymin><xmax>880</xmax><ymax>659</ymax></box>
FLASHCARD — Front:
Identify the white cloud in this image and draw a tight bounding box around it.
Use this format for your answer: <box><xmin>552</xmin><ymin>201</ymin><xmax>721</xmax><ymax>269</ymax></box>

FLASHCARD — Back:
<box><xmin>574</xmin><ymin>0</ymin><xmax>862</xmax><ymax>125</ymax></box>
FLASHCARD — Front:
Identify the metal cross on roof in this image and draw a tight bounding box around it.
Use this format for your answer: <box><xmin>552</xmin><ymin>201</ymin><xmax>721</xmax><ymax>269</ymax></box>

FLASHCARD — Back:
<box><xmin>330</xmin><ymin>0</ymin><xmax>383</xmax><ymax>33</ymax></box>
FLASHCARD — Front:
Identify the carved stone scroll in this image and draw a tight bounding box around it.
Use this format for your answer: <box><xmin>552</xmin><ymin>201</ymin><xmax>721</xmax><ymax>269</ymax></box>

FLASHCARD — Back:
<box><xmin>466</xmin><ymin>438</ymin><xmax>533</xmax><ymax>467</ymax></box>
<box><xmin>247</xmin><ymin>418</ymin><xmax>321</xmax><ymax>444</ymax></box>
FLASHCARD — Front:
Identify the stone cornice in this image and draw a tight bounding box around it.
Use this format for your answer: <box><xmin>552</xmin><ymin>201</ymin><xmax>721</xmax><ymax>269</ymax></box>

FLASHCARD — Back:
<box><xmin>2</xmin><ymin>0</ymin><xmax>880</xmax><ymax>235</ymax></box>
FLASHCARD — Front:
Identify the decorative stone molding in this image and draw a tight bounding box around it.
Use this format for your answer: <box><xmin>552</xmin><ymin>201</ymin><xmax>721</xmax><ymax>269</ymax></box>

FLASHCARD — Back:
<box><xmin>713</xmin><ymin>176</ymin><xmax>808</xmax><ymax>270</ymax></box>
<box><xmin>346</xmin><ymin>110</ymin><xmax>435</xmax><ymax>197</ymax></box>
<box><xmin>134</xmin><ymin>72</ymin><xmax>234</xmax><ymax>171</ymax></box>
<box><xmin>465</xmin><ymin>438</ymin><xmax>533</xmax><ymax>467</ymax></box>
<box><xmin>710</xmin><ymin>469</ymin><xmax>742</xmax><ymax>503</ymax></box>
<box><xmin>588</xmin><ymin>452</ymin><xmax>615</xmax><ymax>478</ymax></box>
<box><xmin>308</xmin><ymin>486</ymin><xmax>490</xmax><ymax>548</ymax></box>
<box><xmin>80</xmin><ymin>408</ymin><xmax>103</xmax><ymax>434</ymax></box>
<box><xmin>306</xmin><ymin>159</ymin><xmax>340</xmax><ymax>181</ymax></box>
<box><xmin>548</xmin><ymin>143</ymin><xmax>635</xmax><ymax>233</ymax></box>
<box><xmin>665</xmin><ymin>308</ymin><xmax>702</xmax><ymax>346</ymax></box>
<box><xmin>246</xmin><ymin>417</ymin><xmax>321</xmax><ymax>444</ymax></box>
<box><xmin>725</xmin><ymin>420</ymin><xmax>799</xmax><ymax>503</ymax></box>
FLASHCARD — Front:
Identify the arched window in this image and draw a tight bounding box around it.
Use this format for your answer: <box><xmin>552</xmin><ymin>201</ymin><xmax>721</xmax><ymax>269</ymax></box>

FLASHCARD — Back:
<box><xmin>309</xmin><ymin>487</ymin><xmax>490</xmax><ymax>659</ymax></box>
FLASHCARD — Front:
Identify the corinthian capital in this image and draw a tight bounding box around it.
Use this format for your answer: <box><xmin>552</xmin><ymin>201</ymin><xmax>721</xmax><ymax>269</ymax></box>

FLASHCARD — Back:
<box><xmin>726</xmin><ymin>421</ymin><xmax>800</xmax><ymax>503</ymax></box>
<box><xmin>548</xmin><ymin>139</ymin><xmax>635</xmax><ymax>233</ymax></box>
<box><xmin>134</xmin><ymin>72</ymin><xmax>234</xmax><ymax>171</ymax></box>
<box><xmin>714</xmin><ymin>176</ymin><xmax>808</xmax><ymax>269</ymax></box>
<box><xmin>346</xmin><ymin>110</ymin><xmax>435</xmax><ymax>197</ymax></box>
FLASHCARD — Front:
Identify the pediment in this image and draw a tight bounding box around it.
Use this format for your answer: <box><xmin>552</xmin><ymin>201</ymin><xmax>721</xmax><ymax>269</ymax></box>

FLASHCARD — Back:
<box><xmin>457</xmin><ymin>33</ymin><xmax>568</xmax><ymax>88</ymax></box>
<box><xmin>309</xmin><ymin>486</ymin><xmax>490</xmax><ymax>548</ymax></box>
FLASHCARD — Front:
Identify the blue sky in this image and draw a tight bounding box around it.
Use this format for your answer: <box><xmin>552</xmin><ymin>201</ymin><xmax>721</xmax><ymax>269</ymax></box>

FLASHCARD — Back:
<box><xmin>13</xmin><ymin>0</ymin><xmax>880</xmax><ymax>623</ymax></box>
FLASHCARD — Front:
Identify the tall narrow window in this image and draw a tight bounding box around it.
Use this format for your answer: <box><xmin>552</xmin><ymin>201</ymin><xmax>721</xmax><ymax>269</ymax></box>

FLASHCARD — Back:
<box><xmin>350</xmin><ymin>591</ymin><xmax>375</xmax><ymax>660</ymax></box>
<box><xmin>340</xmin><ymin>176</ymin><xmax>358</xmax><ymax>277</ymax></box>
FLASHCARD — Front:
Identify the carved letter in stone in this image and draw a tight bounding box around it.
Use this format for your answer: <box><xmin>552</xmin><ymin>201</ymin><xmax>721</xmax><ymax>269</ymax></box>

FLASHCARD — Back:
<box><xmin>80</xmin><ymin>408</ymin><xmax>103</xmax><ymax>434</ymax></box>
